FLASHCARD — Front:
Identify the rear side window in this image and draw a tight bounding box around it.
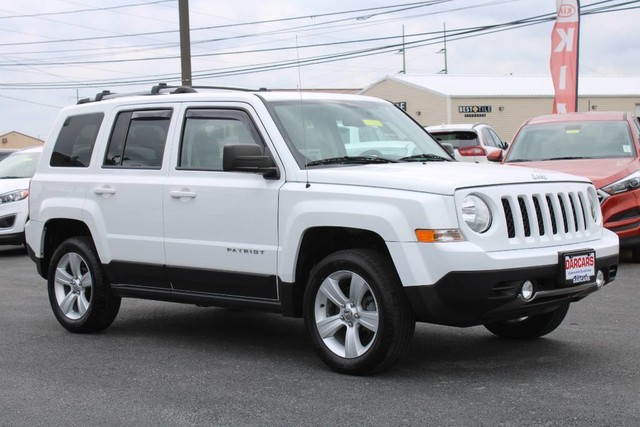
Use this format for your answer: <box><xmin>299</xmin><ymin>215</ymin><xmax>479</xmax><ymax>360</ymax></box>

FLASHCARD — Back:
<box><xmin>50</xmin><ymin>113</ymin><xmax>104</xmax><ymax>167</ymax></box>
<box><xmin>104</xmin><ymin>109</ymin><xmax>172</xmax><ymax>168</ymax></box>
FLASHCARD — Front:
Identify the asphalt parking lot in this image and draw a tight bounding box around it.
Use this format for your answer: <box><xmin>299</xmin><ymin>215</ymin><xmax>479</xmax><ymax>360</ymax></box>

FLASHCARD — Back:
<box><xmin>1</xmin><ymin>245</ymin><xmax>639</xmax><ymax>426</ymax></box>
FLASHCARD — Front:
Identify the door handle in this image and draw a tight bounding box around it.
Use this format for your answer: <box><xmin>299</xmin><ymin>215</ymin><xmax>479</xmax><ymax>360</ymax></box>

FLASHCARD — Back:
<box><xmin>94</xmin><ymin>186</ymin><xmax>116</xmax><ymax>195</ymax></box>
<box><xmin>170</xmin><ymin>189</ymin><xmax>197</xmax><ymax>199</ymax></box>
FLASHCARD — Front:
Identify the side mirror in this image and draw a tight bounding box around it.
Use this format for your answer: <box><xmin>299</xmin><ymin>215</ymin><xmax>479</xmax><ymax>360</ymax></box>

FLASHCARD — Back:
<box><xmin>223</xmin><ymin>144</ymin><xmax>280</xmax><ymax>179</ymax></box>
<box><xmin>440</xmin><ymin>142</ymin><xmax>456</xmax><ymax>158</ymax></box>
<box><xmin>487</xmin><ymin>150</ymin><xmax>504</xmax><ymax>162</ymax></box>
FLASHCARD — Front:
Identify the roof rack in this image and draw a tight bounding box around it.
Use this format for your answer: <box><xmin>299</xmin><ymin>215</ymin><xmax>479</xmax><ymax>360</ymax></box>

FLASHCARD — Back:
<box><xmin>77</xmin><ymin>83</ymin><xmax>268</xmax><ymax>104</ymax></box>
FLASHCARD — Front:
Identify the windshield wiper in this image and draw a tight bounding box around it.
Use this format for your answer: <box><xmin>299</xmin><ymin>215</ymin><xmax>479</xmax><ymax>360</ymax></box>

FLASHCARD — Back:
<box><xmin>306</xmin><ymin>156</ymin><xmax>398</xmax><ymax>167</ymax></box>
<box><xmin>540</xmin><ymin>156</ymin><xmax>589</xmax><ymax>161</ymax></box>
<box><xmin>399</xmin><ymin>154</ymin><xmax>452</xmax><ymax>162</ymax></box>
<box><xmin>0</xmin><ymin>176</ymin><xmax>24</xmax><ymax>179</ymax></box>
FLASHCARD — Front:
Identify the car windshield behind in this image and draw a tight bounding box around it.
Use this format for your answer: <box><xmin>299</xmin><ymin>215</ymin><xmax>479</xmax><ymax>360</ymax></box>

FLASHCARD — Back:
<box><xmin>506</xmin><ymin>121</ymin><xmax>635</xmax><ymax>162</ymax></box>
<box><xmin>0</xmin><ymin>151</ymin><xmax>41</xmax><ymax>179</ymax></box>
<box><xmin>266</xmin><ymin>99</ymin><xmax>450</xmax><ymax>167</ymax></box>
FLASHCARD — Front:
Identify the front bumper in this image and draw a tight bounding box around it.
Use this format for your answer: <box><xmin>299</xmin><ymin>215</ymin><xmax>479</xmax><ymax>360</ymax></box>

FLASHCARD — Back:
<box><xmin>0</xmin><ymin>201</ymin><xmax>28</xmax><ymax>245</ymax></box>
<box><xmin>0</xmin><ymin>231</ymin><xmax>25</xmax><ymax>245</ymax></box>
<box><xmin>404</xmin><ymin>253</ymin><xmax>618</xmax><ymax>327</ymax></box>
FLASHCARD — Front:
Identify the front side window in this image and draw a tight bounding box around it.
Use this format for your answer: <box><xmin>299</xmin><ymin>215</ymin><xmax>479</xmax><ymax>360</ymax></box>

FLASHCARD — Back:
<box><xmin>50</xmin><ymin>113</ymin><xmax>103</xmax><ymax>167</ymax></box>
<box><xmin>487</xmin><ymin>128</ymin><xmax>505</xmax><ymax>148</ymax></box>
<box><xmin>506</xmin><ymin>121</ymin><xmax>635</xmax><ymax>162</ymax></box>
<box><xmin>104</xmin><ymin>109</ymin><xmax>172</xmax><ymax>168</ymax></box>
<box><xmin>178</xmin><ymin>109</ymin><xmax>261</xmax><ymax>171</ymax></box>
<box><xmin>481</xmin><ymin>128</ymin><xmax>500</xmax><ymax>148</ymax></box>
<box><xmin>266</xmin><ymin>99</ymin><xmax>450</xmax><ymax>168</ymax></box>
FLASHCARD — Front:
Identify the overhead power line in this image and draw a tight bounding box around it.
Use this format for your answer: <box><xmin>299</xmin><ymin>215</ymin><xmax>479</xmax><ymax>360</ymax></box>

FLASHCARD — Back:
<box><xmin>0</xmin><ymin>0</ymin><xmax>636</xmax><ymax>90</ymax></box>
<box><xmin>0</xmin><ymin>0</ymin><xmax>173</xmax><ymax>19</ymax></box>
<box><xmin>0</xmin><ymin>0</ymin><xmax>449</xmax><ymax>47</ymax></box>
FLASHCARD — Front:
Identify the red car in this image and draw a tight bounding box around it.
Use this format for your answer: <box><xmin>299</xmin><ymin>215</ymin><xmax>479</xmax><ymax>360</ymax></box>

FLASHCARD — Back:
<box><xmin>496</xmin><ymin>111</ymin><xmax>640</xmax><ymax>258</ymax></box>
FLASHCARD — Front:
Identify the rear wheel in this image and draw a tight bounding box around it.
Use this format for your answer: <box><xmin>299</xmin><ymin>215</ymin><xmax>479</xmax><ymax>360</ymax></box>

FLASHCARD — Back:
<box><xmin>48</xmin><ymin>237</ymin><xmax>121</xmax><ymax>333</ymax></box>
<box><xmin>303</xmin><ymin>249</ymin><xmax>415</xmax><ymax>375</ymax></box>
<box><xmin>484</xmin><ymin>302</ymin><xmax>570</xmax><ymax>339</ymax></box>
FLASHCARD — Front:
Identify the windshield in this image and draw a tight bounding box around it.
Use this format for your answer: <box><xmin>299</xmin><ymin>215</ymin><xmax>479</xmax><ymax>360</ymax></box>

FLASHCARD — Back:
<box><xmin>505</xmin><ymin>121</ymin><xmax>635</xmax><ymax>162</ymax></box>
<box><xmin>0</xmin><ymin>151</ymin><xmax>41</xmax><ymax>179</ymax></box>
<box><xmin>266</xmin><ymin>99</ymin><xmax>451</xmax><ymax>167</ymax></box>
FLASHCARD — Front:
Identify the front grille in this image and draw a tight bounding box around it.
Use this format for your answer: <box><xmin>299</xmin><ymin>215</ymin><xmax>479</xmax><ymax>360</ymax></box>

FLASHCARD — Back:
<box><xmin>501</xmin><ymin>191</ymin><xmax>592</xmax><ymax>240</ymax></box>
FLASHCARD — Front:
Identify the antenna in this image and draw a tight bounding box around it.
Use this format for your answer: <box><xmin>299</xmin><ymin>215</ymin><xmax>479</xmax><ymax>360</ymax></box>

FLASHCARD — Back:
<box><xmin>295</xmin><ymin>35</ymin><xmax>310</xmax><ymax>189</ymax></box>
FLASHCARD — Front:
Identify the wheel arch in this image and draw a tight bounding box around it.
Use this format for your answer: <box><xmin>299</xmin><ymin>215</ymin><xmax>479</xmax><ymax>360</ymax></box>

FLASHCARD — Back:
<box><xmin>281</xmin><ymin>226</ymin><xmax>397</xmax><ymax>318</ymax></box>
<box><xmin>40</xmin><ymin>219</ymin><xmax>94</xmax><ymax>280</ymax></box>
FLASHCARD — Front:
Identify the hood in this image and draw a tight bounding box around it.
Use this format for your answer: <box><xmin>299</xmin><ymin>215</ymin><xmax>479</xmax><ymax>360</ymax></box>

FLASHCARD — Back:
<box><xmin>505</xmin><ymin>158</ymin><xmax>638</xmax><ymax>189</ymax></box>
<box><xmin>305</xmin><ymin>162</ymin><xmax>589</xmax><ymax>195</ymax></box>
<box><xmin>0</xmin><ymin>177</ymin><xmax>31</xmax><ymax>195</ymax></box>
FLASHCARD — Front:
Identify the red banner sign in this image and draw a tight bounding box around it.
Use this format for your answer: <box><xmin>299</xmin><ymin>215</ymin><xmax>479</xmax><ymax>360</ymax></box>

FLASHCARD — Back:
<box><xmin>550</xmin><ymin>0</ymin><xmax>580</xmax><ymax>114</ymax></box>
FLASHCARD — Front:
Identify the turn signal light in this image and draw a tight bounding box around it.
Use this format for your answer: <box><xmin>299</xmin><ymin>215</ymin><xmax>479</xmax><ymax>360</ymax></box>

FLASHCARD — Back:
<box><xmin>415</xmin><ymin>229</ymin><xmax>464</xmax><ymax>243</ymax></box>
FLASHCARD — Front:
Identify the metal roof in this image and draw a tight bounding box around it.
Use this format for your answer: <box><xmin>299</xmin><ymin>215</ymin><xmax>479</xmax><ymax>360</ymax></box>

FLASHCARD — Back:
<box><xmin>372</xmin><ymin>74</ymin><xmax>640</xmax><ymax>97</ymax></box>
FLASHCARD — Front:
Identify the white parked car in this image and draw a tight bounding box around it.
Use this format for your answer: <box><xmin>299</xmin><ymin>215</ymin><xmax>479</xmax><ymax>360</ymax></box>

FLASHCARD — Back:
<box><xmin>25</xmin><ymin>86</ymin><xmax>618</xmax><ymax>375</ymax></box>
<box><xmin>426</xmin><ymin>123</ymin><xmax>507</xmax><ymax>163</ymax></box>
<box><xmin>0</xmin><ymin>146</ymin><xmax>42</xmax><ymax>245</ymax></box>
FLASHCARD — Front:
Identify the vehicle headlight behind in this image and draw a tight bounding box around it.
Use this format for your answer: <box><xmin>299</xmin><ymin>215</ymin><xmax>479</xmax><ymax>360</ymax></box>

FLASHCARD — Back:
<box><xmin>461</xmin><ymin>194</ymin><xmax>492</xmax><ymax>233</ymax></box>
<box><xmin>0</xmin><ymin>189</ymin><xmax>29</xmax><ymax>204</ymax></box>
<box><xmin>601</xmin><ymin>171</ymin><xmax>640</xmax><ymax>195</ymax></box>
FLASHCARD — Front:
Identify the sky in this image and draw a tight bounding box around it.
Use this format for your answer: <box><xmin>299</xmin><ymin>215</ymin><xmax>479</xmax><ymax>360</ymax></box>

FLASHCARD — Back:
<box><xmin>1</xmin><ymin>0</ymin><xmax>639</xmax><ymax>139</ymax></box>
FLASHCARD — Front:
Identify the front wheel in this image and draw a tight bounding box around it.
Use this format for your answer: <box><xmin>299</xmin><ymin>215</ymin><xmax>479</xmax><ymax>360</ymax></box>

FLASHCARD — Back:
<box><xmin>484</xmin><ymin>302</ymin><xmax>570</xmax><ymax>339</ymax></box>
<box><xmin>303</xmin><ymin>249</ymin><xmax>415</xmax><ymax>375</ymax></box>
<box><xmin>48</xmin><ymin>237</ymin><xmax>121</xmax><ymax>333</ymax></box>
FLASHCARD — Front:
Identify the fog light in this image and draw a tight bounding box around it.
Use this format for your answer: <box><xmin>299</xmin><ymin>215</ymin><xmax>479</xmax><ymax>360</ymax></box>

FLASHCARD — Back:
<box><xmin>521</xmin><ymin>280</ymin><xmax>534</xmax><ymax>301</ymax></box>
<box><xmin>595</xmin><ymin>270</ymin><xmax>605</xmax><ymax>289</ymax></box>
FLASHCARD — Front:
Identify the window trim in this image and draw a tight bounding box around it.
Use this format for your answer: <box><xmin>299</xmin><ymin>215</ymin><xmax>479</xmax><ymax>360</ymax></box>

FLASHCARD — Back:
<box><xmin>102</xmin><ymin>108</ymin><xmax>173</xmax><ymax>170</ymax></box>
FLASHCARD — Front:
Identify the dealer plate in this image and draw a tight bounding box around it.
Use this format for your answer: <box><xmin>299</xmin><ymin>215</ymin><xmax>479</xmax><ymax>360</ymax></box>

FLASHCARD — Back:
<box><xmin>562</xmin><ymin>250</ymin><xmax>596</xmax><ymax>286</ymax></box>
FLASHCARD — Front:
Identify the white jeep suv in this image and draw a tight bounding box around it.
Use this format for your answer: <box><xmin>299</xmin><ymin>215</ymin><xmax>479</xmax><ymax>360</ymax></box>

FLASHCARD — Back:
<box><xmin>25</xmin><ymin>84</ymin><xmax>619</xmax><ymax>375</ymax></box>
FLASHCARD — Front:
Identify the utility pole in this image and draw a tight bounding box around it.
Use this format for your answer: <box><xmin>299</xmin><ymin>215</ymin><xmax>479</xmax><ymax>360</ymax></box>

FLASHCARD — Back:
<box><xmin>178</xmin><ymin>0</ymin><xmax>192</xmax><ymax>87</ymax></box>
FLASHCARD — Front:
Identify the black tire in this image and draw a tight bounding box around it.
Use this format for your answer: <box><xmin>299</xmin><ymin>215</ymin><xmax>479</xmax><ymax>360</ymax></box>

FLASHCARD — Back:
<box><xmin>47</xmin><ymin>237</ymin><xmax>121</xmax><ymax>333</ymax></box>
<box><xmin>303</xmin><ymin>249</ymin><xmax>415</xmax><ymax>375</ymax></box>
<box><xmin>484</xmin><ymin>302</ymin><xmax>570</xmax><ymax>339</ymax></box>
<box><xmin>630</xmin><ymin>248</ymin><xmax>640</xmax><ymax>263</ymax></box>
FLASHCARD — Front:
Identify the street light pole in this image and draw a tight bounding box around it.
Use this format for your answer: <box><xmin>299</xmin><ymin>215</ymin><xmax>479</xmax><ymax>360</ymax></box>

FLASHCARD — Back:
<box><xmin>437</xmin><ymin>22</ymin><xmax>448</xmax><ymax>74</ymax></box>
<box><xmin>401</xmin><ymin>25</ymin><xmax>406</xmax><ymax>74</ymax></box>
<box><xmin>178</xmin><ymin>0</ymin><xmax>192</xmax><ymax>87</ymax></box>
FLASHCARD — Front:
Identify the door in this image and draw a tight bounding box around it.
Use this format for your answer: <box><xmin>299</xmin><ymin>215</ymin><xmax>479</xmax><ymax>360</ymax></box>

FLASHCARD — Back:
<box><xmin>163</xmin><ymin>107</ymin><xmax>282</xmax><ymax>299</ymax></box>
<box><xmin>89</xmin><ymin>107</ymin><xmax>174</xmax><ymax>287</ymax></box>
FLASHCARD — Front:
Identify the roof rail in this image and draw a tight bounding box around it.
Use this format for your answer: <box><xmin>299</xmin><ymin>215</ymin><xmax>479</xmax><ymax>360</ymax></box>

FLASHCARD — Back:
<box><xmin>76</xmin><ymin>83</ymin><xmax>266</xmax><ymax>104</ymax></box>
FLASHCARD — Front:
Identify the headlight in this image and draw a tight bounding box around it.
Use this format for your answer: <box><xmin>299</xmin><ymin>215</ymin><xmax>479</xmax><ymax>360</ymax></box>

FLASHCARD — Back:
<box><xmin>0</xmin><ymin>189</ymin><xmax>29</xmax><ymax>204</ymax></box>
<box><xmin>461</xmin><ymin>195</ymin><xmax>492</xmax><ymax>233</ymax></box>
<box><xmin>601</xmin><ymin>171</ymin><xmax>640</xmax><ymax>195</ymax></box>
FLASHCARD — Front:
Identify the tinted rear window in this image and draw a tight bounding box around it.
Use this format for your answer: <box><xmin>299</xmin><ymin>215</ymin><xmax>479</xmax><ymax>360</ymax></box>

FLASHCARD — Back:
<box><xmin>429</xmin><ymin>131</ymin><xmax>479</xmax><ymax>149</ymax></box>
<box><xmin>50</xmin><ymin>113</ymin><xmax>104</xmax><ymax>167</ymax></box>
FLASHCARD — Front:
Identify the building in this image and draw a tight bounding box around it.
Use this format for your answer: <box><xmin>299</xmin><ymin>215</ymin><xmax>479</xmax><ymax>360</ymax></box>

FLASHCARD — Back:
<box><xmin>360</xmin><ymin>74</ymin><xmax>640</xmax><ymax>141</ymax></box>
<box><xmin>0</xmin><ymin>131</ymin><xmax>44</xmax><ymax>149</ymax></box>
